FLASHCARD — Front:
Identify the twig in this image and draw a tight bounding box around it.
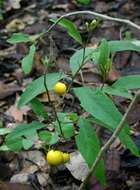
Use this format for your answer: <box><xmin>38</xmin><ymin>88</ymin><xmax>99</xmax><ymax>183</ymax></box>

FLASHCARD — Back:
<box><xmin>40</xmin><ymin>11</ymin><xmax>140</xmax><ymax>39</ymax></box>
<box><xmin>79</xmin><ymin>89</ymin><xmax>140</xmax><ymax>190</ymax></box>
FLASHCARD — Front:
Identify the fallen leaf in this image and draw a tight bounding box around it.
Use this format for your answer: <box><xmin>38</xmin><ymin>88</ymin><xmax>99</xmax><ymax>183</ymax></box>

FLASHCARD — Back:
<box><xmin>9</xmin><ymin>0</ymin><xmax>21</xmax><ymax>9</ymax></box>
<box><xmin>65</xmin><ymin>151</ymin><xmax>89</xmax><ymax>181</ymax></box>
<box><xmin>6</xmin><ymin>105</ymin><xmax>23</xmax><ymax>122</ymax></box>
<box><xmin>6</xmin><ymin>19</ymin><xmax>25</xmax><ymax>32</ymax></box>
<box><xmin>0</xmin><ymin>46</ymin><xmax>16</xmax><ymax>59</ymax></box>
<box><xmin>0</xmin><ymin>183</ymin><xmax>34</xmax><ymax>190</ymax></box>
<box><xmin>0</xmin><ymin>82</ymin><xmax>21</xmax><ymax>100</ymax></box>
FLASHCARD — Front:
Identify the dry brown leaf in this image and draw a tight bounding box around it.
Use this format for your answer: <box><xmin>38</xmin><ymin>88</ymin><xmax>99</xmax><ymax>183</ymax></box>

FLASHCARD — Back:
<box><xmin>9</xmin><ymin>0</ymin><xmax>21</xmax><ymax>9</ymax></box>
<box><xmin>6</xmin><ymin>19</ymin><xmax>25</xmax><ymax>32</ymax></box>
<box><xmin>0</xmin><ymin>183</ymin><xmax>34</xmax><ymax>190</ymax></box>
<box><xmin>106</xmin><ymin>149</ymin><xmax>120</xmax><ymax>173</ymax></box>
<box><xmin>0</xmin><ymin>46</ymin><xmax>16</xmax><ymax>59</ymax></box>
<box><xmin>0</xmin><ymin>82</ymin><xmax>21</xmax><ymax>100</ymax></box>
<box><xmin>66</xmin><ymin>151</ymin><xmax>89</xmax><ymax>181</ymax></box>
<box><xmin>6</xmin><ymin>105</ymin><xmax>23</xmax><ymax>122</ymax></box>
<box><xmin>5</xmin><ymin>96</ymin><xmax>30</xmax><ymax>122</ymax></box>
<box><xmin>38</xmin><ymin>92</ymin><xmax>60</xmax><ymax>103</ymax></box>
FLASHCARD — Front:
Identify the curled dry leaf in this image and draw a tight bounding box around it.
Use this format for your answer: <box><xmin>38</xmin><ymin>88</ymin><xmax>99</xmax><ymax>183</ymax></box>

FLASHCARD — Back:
<box><xmin>65</xmin><ymin>151</ymin><xmax>89</xmax><ymax>181</ymax></box>
<box><xmin>6</xmin><ymin>19</ymin><xmax>25</xmax><ymax>32</ymax></box>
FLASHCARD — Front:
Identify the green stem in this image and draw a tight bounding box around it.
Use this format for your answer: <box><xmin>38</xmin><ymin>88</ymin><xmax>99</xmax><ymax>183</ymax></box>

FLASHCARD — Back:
<box><xmin>39</xmin><ymin>10</ymin><xmax>140</xmax><ymax>40</ymax></box>
<box><xmin>43</xmin><ymin>70</ymin><xmax>64</xmax><ymax>138</ymax></box>
<box><xmin>67</xmin><ymin>47</ymin><xmax>86</xmax><ymax>92</ymax></box>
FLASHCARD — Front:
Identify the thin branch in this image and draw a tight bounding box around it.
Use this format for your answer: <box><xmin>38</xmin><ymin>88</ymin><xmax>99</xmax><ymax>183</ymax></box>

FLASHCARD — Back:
<box><xmin>40</xmin><ymin>11</ymin><xmax>140</xmax><ymax>39</ymax></box>
<box><xmin>67</xmin><ymin>47</ymin><xmax>86</xmax><ymax>93</ymax></box>
<box><xmin>79</xmin><ymin>89</ymin><xmax>140</xmax><ymax>190</ymax></box>
<box><xmin>43</xmin><ymin>69</ymin><xmax>64</xmax><ymax>138</ymax></box>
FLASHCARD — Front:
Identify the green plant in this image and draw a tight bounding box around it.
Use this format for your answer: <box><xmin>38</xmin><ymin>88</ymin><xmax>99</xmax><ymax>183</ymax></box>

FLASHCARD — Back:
<box><xmin>0</xmin><ymin>0</ymin><xmax>5</xmax><ymax>20</ymax></box>
<box><xmin>1</xmin><ymin>10</ymin><xmax>140</xmax><ymax>189</ymax></box>
<box><xmin>76</xmin><ymin>0</ymin><xmax>91</xmax><ymax>5</ymax></box>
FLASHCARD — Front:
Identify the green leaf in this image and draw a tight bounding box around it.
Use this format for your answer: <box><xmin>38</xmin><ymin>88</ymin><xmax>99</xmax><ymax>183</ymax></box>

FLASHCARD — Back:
<box><xmin>55</xmin><ymin>113</ymin><xmax>75</xmax><ymax>139</ymax></box>
<box><xmin>5</xmin><ymin>121</ymin><xmax>45</xmax><ymax>151</ymax></box>
<box><xmin>22</xmin><ymin>139</ymin><xmax>34</xmax><ymax>150</ymax></box>
<box><xmin>6</xmin><ymin>137</ymin><xmax>23</xmax><ymax>152</ymax></box>
<box><xmin>6</xmin><ymin>121</ymin><xmax>45</xmax><ymax>140</ymax></box>
<box><xmin>56</xmin><ymin>123</ymin><xmax>75</xmax><ymax>139</ymax></box>
<box><xmin>0</xmin><ymin>128</ymin><xmax>12</xmax><ymax>135</ymax></box>
<box><xmin>70</xmin><ymin>40</ymin><xmax>140</xmax><ymax>76</ymax></box>
<box><xmin>21</xmin><ymin>44</ymin><xmax>36</xmax><ymax>74</ymax></box>
<box><xmin>49</xmin><ymin>133</ymin><xmax>59</xmax><ymax>145</ymax></box>
<box><xmin>76</xmin><ymin>0</ymin><xmax>91</xmax><ymax>5</ymax></box>
<box><xmin>112</xmin><ymin>75</ymin><xmax>140</xmax><ymax>90</ymax></box>
<box><xmin>98</xmin><ymin>39</ymin><xmax>110</xmax><ymax>66</ymax></box>
<box><xmin>69</xmin><ymin>113</ymin><xmax>78</xmax><ymax>122</ymax></box>
<box><xmin>102</xmin><ymin>86</ymin><xmax>133</xmax><ymax>99</ymax></box>
<box><xmin>76</xmin><ymin>118</ymin><xmax>106</xmax><ymax>185</ymax></box>
<box><xmin>0</xmin><ymin>145</ymin><xmax>10</xmax><ymax>151</ymax></box>
<box><xmin>74</xmin><ymin>87</ymin><xmax>124</xmax><ymax>130</ymax></box>
<box><xmin>74</xmin><ymin>87</ymin><xmax>139</xmax><ymax>156</ymax></box>
<box><xmin>18</xmin><ymin>72</ymin><xmax>66</xmax><ymax>108</ymax></box>
<box><xmin>0</xmin><ymin>11</ymin><xmax>3</xmax><ymax>20</ymax></box>
<box><xmin>98</xmin><ymin>39</ymin><xmax>111</xmax><ymax>79</ymax></box>
<box><xmin>24</xmin><ymin>130</ymin><xmax>38</xmax><ymax>139</ymax></box>
<box><xmin>7</xmin><ymin>33</ymin><xmax>31</xmax><ymax>44</ymax></box>
<box><xmin>50</xmin><ymin>18</ymin><xmax>82</xmax><ymax>44</ymax></box>
<box><xmin>109</xmin><ymin>40</ymin><xmax>140</xmax><ymax>53</ymax></box>
<box><xmin>39</xmin><ymin>131</ymin><xmax>52</xmax><ymax>142</ymax></box>
<box><xmin>30</xmin><ymin>98</ymin><xmax>48</xmax><ymax>120</ymax></box>
<box><xmin>70</xmin><ymin>48</ymin><xmax>96</xmax><ymax>75</ymax></box>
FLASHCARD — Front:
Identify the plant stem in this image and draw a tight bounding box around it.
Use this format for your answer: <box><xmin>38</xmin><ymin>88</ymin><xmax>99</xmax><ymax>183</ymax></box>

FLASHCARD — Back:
<box><xmin>40</xmin><ymin>10</ymin><xmax>140</xmax><ymax>95</ymax></box>
<box><xmin>44</xmin><ymin>70</ymin><xmax>64</xmax><ymax>138</ymax></box>
<box><xmin>40</xmin><ymin>11</ymin><xmax>140</xmax><ymax>39</ymax></box>
<box><xmin>79</xmin><ymin>89</ymin><xmax>140</xmax><ymax>190</ymax></box>
<box><xmin>40</xmin><ymin>10</ymin><xmax>140</xmax><ymax>93</ymax></box>
<box><xmin>67</xmin><ymin>47</ymin><xmax>86</xmax><ymax>92</ymax></box>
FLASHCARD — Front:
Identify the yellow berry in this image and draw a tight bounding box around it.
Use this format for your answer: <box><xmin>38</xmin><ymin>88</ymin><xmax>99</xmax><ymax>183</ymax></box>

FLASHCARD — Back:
<box><xmin>54</xmin><ymin>82</ymin><xmax>67</xmax><ymax>95</ymax></box>
<box><xmin>62</xmin><ymin>153</ymin><xmax>70</xmax><ymax>163</ymax></box>
<box><xmin>46</xmin><ymin>150</ymin><xmax>63</xmax><ymax>166</ymax></box>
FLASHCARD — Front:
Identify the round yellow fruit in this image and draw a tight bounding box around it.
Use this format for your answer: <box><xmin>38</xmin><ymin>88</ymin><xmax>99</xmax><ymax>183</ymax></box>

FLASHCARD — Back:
<box><xmin>54</xmin><ymin>82</ymin><xmax>67</xmax><ymax>95</ymax></box>
<box><xmin>62</xmin><ymin>153</ymin><xmax>70</xmax><ymax>163</ymax></box>
<box><xmin>46</xmin><ymin>150</ymin><xmax>63</xmax><ymax>166</ymax></box>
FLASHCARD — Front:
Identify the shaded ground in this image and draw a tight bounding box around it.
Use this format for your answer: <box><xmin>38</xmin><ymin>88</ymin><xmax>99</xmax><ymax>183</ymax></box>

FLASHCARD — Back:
<box><xmin>0</xmin><ymin>0</ymin><xmax>140</xmax><ymax>190</ymax></box>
